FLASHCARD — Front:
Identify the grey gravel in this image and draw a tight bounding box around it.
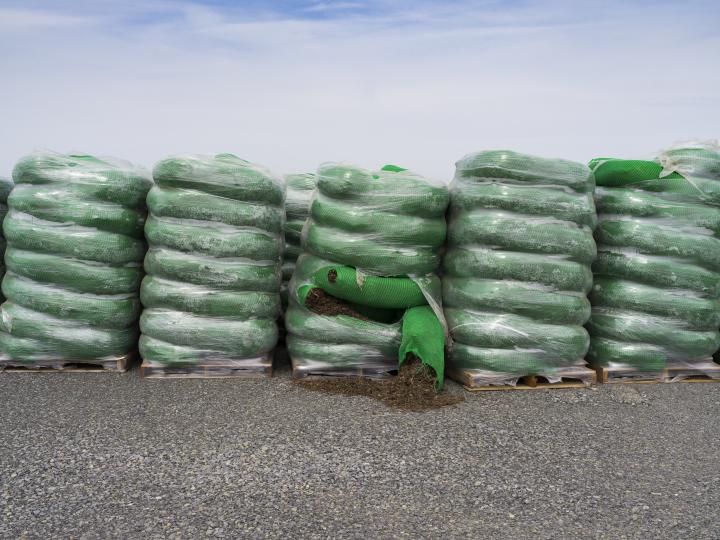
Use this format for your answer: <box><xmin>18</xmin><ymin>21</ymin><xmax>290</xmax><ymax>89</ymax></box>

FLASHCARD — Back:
<box><xmin>1</xmin><ymin>361</ymin><xmax>720</xmax><ymax>540</ymax></box>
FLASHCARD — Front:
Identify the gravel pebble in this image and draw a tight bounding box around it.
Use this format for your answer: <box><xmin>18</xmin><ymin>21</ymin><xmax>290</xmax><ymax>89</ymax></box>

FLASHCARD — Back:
<box><xmin>1</xmin><ymin>362</ymin><xmax>719</xmax><ymax>539</ymax></box>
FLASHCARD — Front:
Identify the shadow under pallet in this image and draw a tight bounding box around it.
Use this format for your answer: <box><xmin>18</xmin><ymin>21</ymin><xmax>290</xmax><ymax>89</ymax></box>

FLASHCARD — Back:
<box><xmin>594</xmin><ymin>361</ymin><xmax>720</xmax><ymax>384</ymax></box>
<box><xmin>448</xmin><ymin>365</ymin><xmax>597</xmax><ymax>392</ymax></box>
<box><xmin>0</xmin><ymin>353</ymin><xmax>135</xmax><ymax>373</ymax></box>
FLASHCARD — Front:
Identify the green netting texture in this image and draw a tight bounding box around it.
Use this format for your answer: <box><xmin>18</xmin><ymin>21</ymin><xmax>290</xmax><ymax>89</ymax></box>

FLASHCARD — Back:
<box><xmin>282</xmin><ymin>173</ymin><xmax>316</xmax><ymax>305</ymax></box>
<box><xmin>286</xmin><ymin>163</ymin><xmax>448</xmax><ymax>378</ymax></box>
<box><xmin>588</xmin><ymin>144</ymin><xmax>720</xmax><ymax>370</ymax></box>
<box><xmin>0</xmin><ymin>152</ymin><xmax>152</xmax><ymax>364</ymax></box>
<box><xmin>444</xmin><ymin>150</ymin><xmax>597</xmax><ymax>379</ymax></box>
<box><xmin>139</xmin><ymin>154</ymin><xmax>284</xmax><ymax>366</ymax></box>
<box><xmin>311</xmin><ymin>265</ymin><xmax>433</xmax><ymax>309</ymax></box>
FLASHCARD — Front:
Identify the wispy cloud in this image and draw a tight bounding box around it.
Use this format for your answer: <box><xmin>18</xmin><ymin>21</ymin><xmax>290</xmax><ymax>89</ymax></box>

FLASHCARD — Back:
<box><xmin>303</xmin><ymin>2</ymin><xmax>368</xmax><ymax>13</ymax></box>
<box><xmin>0</xmin><ymin>7</ymin><xmax>97</xmax><ymax>29</ymax></box>
<box><xmin>0</xmin><ymin>0</ymin><xmax>718</xmax><ymax>179</ymax></box>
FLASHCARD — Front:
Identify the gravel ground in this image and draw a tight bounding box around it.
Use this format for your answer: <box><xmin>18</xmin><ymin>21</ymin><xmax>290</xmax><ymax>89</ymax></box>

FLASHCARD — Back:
<box><xmin>1</xmin><ymin>361</ymin><xmax>719</xmax><ymax>540</ymax></box>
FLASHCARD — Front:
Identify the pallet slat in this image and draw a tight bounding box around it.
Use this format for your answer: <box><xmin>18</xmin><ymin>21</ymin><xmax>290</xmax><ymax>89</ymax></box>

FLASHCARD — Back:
<box><xmin>141</xmin><ymin>359</ymin><xmax>273</xmax><ymax>379</ymax></box>
<box><xmin>291</xmin><ymin>358</ymin><xmax>396</xmax><ymax>381</ymax></box>
<box><xmin>449</xmin><ymin>365</ymin><xmax>597</xmax><ymax>392</ymax></box>
<box><xmin>0</xmin><ymin>353</ymin><xmax>134</xmax><ymax>373</ymax></box>
<box><xmin>595</xmin><ymin>361</ymin><xmax>720</xmax><ymax>384</ymax></box>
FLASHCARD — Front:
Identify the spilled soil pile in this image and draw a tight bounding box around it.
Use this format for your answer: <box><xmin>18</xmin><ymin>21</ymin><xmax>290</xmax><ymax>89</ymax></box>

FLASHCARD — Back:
<box><xmin>295</xmin><ymin>359</ymin><xmax>464</xmax><ymax>412</ymax></box>
<box><xmin>304</xmin><ymin>288</ymin><xmax>369</xmax><ymax>320</ymax></box>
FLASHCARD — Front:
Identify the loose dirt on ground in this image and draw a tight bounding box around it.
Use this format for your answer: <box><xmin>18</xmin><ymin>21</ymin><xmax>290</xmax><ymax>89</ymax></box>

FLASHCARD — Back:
<box><xmin>295</xmin><ymin>359</ymin><xmax>464</xmax><ymax>412</ymax></box>
<box><xmin>301</xmin><ymin>287</ymin><xmax>460</xmax><ymax>411</ymax></box>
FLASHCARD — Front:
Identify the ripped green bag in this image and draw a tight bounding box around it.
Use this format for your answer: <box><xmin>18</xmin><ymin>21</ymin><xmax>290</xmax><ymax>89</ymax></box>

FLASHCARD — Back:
<box><xmin>285</xmin><ymin>163</ymin><xmax>449</xmax><ymax>388</ymax></box>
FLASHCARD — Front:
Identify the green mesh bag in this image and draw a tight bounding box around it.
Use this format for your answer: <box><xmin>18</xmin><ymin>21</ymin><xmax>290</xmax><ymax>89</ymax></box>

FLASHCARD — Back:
<box><xmin>282</xmin><ymin>173</ymin><xmax>316</xmax><ymax>305</ymax></box>
<box><xmin>444</xmin><ymin>150</ymin><xmax>596</xmax><ymax>383</ymax></box>
<box><xmin>588</xmin><ymin>143</ymin><xmax>720</xmax><ymax>371</ymax></box>
<box><xmin>0</xmin><ymin>152</ymin><xmax>152</xmax><ymax>365</ymax></box>
<box><xmin>139</xmin><ymin>154</ymin><xmax>283</xmax><ymax>367</ymax></box>
<box><xmin>285</xmin><ymin>163</ymin><xmax>449</xmax><ymax>387</ymax></box>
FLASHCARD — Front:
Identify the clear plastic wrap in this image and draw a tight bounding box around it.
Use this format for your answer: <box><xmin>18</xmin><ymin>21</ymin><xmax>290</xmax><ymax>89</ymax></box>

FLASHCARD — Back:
<box><xmin>587</xmin><ymin>142</ymin><xmax>720</xmax><ymax>374</ymax></box>
<box><xmin>138</xmin><ymin>154</ymin><xmax>284</xmax><ymax>370</ymax></box>
<box><xmin>445</xmin><ymin>150</ymin><xmax>597</xmax><ymax>385</ymax></box>
<box><xmin>282</xmin><ymin>173</ymin><xmax>316</xmax><ymax>306</ymax></box>
<box><xmin>0</xmin><ymin>152</ymin><xmax>152</xmax><ymax>366</ymax></box>
<box><xmin>285</xmin><ymin>163</ymin><xmax>448</xmax><ymax>381</ymax></box>
<box><xmin>0</xmin><ymin>176</ymin><xmax>13</xmax><ymax>302</ymax></box>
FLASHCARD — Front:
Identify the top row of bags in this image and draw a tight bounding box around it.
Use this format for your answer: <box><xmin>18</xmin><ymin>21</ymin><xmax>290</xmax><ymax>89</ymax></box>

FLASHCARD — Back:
<box><xmin>0</xmin><ymin>142</ymin><xmax>717</xmax><ymax>384</ymax></box>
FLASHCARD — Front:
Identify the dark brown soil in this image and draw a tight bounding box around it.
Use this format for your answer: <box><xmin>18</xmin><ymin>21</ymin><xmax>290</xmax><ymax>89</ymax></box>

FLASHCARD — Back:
<box><xmin>304</xmin><ymin>288</ymin><xmax>369</xmax><ymax>320</ymax></box>
<box><xmin>295</xmin><ymin>359</ymin><xmax>465</xmax><ymax>412</ymax></box>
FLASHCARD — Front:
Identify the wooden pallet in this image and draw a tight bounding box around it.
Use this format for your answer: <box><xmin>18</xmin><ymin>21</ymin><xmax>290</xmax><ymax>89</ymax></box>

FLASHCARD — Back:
<box><xmin>0</xmin><ymin>353</ymin><xmax>134</xmax><ymax>373</ymax></box>
<box><xmin>449</xmin><ymin>365</ymin><xmax>597</xmax><ymax>392</ymax></box>
<box><xmin>595</xmin><ymin>361</ymin><xmax>720</xmax><ymax>384</ymax></box>
<box><xmin>291</xmin><ymin>358</ymin><xmax>396</xmax><ymax>381</ymax></box>
<box><xmin>141</xmin><ymin>360</ymin><xmax>273</xmax><ymax>379</ymax></box>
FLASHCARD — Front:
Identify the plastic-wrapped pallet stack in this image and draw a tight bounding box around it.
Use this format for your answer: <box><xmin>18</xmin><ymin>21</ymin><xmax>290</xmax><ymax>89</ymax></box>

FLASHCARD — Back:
<box><xmin>139</xmin><ymin>154</ymin><xmax>284</xmax><ymax>376</ymax></box>
<box><xmin>0</xmin><ymin>176</ymin><xmax>13</xmax><ymax>300</ymax></box>
<box><xmin>588</xmin><ymin>142</ymin><xmax>720</xmax><ymax>375</ymax></box>
<box><xmin>444</xmin><ymin>150</ymin><xmax>597</xmax><ymax>386</ymax></box>
<box><xmin>282</xmin><ymin>173</ymin><xmax>316</xmax><ymax>305</ymax></box>
<box><xmin>285</xmin><ymin>163</ymin><xmax>449</xmax><ymax>384</ymax></box>
<box><xmin>0</xmin><ymin>152</ymin><xmax>152</xmax><ymax>368</ymax></box>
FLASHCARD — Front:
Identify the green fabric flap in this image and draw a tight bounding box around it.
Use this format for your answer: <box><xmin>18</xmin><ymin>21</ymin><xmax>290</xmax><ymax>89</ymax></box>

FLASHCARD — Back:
<box><xmin>399</xmin><ymin>305</ymin><xmax>446</xmax><ymax>389</ymax></box>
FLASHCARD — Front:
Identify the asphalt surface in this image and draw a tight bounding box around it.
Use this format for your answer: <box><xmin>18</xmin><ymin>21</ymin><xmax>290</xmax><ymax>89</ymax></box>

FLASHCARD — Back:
<box><xmin>1</xmin><ymin>362</ymin><xmax>719</xmax><ymax>540</ymax></box>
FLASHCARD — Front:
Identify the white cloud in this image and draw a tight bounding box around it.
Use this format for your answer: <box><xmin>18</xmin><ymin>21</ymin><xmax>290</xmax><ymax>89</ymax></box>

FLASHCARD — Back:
<box><xmin>303</xmin><ymin>2</ymin><xmax>367</xmax><ymax>13</ymax></box>
<box><xmin>0</xmin><ymin>0</ymin><xmax>718</xmax><ymax>181</ymax></box>
<box><xmin>0</xmin><ymin>8</ymin><xmax>96</xmax><ymax>29</ymax></box>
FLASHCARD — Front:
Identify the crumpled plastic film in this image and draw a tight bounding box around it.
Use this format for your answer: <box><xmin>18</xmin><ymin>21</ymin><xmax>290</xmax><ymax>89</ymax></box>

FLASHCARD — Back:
<box><xmin>444</xmin><ymin>150</ymin><xmax>597</xmax><ymax>384</ymax></box>
<box><xmin>282</xmin><ymin>173</ymin><xmax>316</xmax><ymax>306</ymax></box>
<box><xmin>0</xmin><ymin>152</ymin><xmax>152</xmax><ymax>364</ymax></box>
<box><xmin>286</xmin><ymin>163</ymin><xmax>449</xmax><ymax>385</ymax></box>
<box><xmin>139</xmin><ymin>154</ymin><xmax>284</xmax><ymax>367</ymax></box>
<box><xmin>588</xmin><ymin>143</ymin><xmax>720</xmax><ymax>372</ymax></box>
<box><xmin>0</xmin><ymin>176</ymin><xmax>13</xmax><ymax>301</ymax></box>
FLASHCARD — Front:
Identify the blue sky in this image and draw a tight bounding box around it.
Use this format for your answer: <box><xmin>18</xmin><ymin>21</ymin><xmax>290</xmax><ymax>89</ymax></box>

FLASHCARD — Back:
<box><xmin>0</xmin><ymin>0</ymin><xmax>718</xmax><ymax>180</ymax></box>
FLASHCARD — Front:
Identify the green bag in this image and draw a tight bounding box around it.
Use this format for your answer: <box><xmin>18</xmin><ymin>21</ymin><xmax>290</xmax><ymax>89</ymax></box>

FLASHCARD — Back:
<box><xmin>0</xmin><ymin>153</ymin><xmax>151</xmax><ymax>364</ymax></box>
<box><xmin>286</xmin><ymin>164</ymin><xmax>449</xmax><ymax>387</ymax></box>
<box><xmin>445</xmin><ymin>150</ymin><xmax>596</xmax><ymax>380</ymax></box>
<box><xmin>588</xmin><ymin>143</ymin><xmax>720</xmax><ymax>370</ymax></box>
<box><xmin>282</xmin><ymin>173</ymin><xmax>316</xmax><ymax>305</ymax></box>
<box><xmin>139</xmin><ymin>154</ymin><xmax>283</xmax><ymax>367</ymax></box>
<box><xmin>0</xmin><ymin>176</ymin><xmax>13</xmax><ymax>301</ymax></box>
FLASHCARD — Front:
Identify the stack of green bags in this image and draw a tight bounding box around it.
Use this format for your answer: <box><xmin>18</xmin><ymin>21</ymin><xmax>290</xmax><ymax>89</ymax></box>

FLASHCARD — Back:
<box><xmin>139</xmin><ymin>154</ymin><xmax>284</xmax><ymax>368</ymax></box>
<box><xmin>0</xmin><ymin>176</ymin><xmax>13</xmax><ymax>301</ymax></box>
<box><xmin>285</xmin><ymin>163</ymin><xmax>449</xmax><ymax>385</ymax></box>
<box><xmin>282</xmin><ymin>173</ymin><xmax>316</xmax><ymax>306</ymax></box>
<box><xmin>0</xmin><ymin>152</ymin><xmax>152</xmax><ymax>364</ymax></box>
<box><xmin>444</xmin><ymin>150</ymin><xmax>597</xmax><ymax>383</ymax></box>
<box><xmin>588</xmin><ymin>144</ymin><xmax>720</xmax><ymax>370</ymax></box>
